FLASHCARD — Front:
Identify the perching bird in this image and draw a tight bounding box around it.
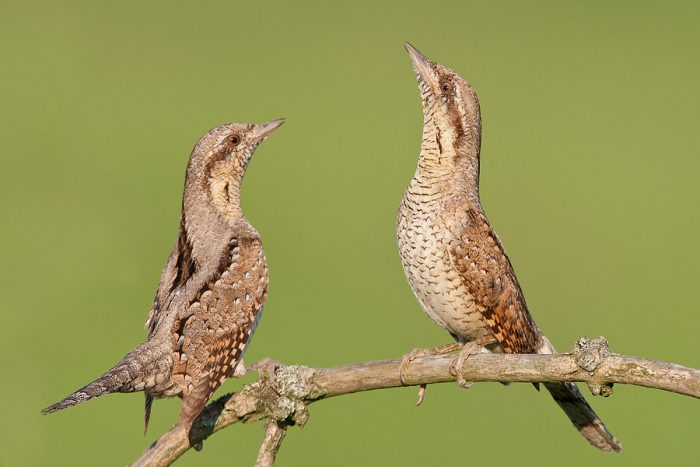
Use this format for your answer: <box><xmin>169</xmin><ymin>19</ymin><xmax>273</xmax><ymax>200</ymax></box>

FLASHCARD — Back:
<box><xmin>396</xmin><ymin>43</ymin><xmax>621</xmax><ymax>452</ymax></box>
<box><xmin>43</xmin><ymin>119</ymin><xmax>284</xmax><ymax>432</ymax></box>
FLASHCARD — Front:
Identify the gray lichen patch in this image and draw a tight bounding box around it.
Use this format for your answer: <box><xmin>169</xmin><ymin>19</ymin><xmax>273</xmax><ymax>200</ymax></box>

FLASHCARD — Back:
<box><xmin>574</xmin><ymin>336</ymin><xmax>613</xmax><ymax>373</ymax></box>
<box><xmin>276</xmin><ymin>365</ymin><xmax>325</xmax><ymax>400</ymax></box>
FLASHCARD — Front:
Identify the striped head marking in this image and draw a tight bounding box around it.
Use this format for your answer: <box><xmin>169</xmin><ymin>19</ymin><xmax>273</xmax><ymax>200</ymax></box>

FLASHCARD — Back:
<box><xmin>405</xmin><ymin>43</ymin><xmax>481</xmax><ymax>164</ymax></box>
<box><xmin>183</xmin><ymin>119</ymin><xmax>285</xmax><ymax>218</ymax></box>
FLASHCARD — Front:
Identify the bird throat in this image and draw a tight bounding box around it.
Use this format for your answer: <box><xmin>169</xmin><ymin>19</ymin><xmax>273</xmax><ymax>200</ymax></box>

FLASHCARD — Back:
<box><xmin>207</xmin><ymin>161</ymin><xmax>245</xmax><ymax>221</ymax></box>
<box><xmin>415</xmin><ymin>118</ymin><xmax>481</xmax><ymax>199</ymax></box>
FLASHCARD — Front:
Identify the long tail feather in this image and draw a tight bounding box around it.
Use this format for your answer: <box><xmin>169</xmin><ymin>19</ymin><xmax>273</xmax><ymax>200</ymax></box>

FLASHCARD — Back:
<box><xmin>42</xmin><ymin>342</ymin><xmax>168</xmax><ymax>414</ymax></box>
<box><xmin>544</xmin><ymin>381</ymin><xmax>622</xmax><ymax>452</ymax></box>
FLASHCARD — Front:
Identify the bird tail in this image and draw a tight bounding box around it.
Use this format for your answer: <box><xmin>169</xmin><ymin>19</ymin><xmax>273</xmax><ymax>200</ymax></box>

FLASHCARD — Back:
<box><xmin>42</xmin><ymin>342</ymin><xmax>170</xmax><ymax>414</ymax></box>
<box><xmin>544</xmin><ymin>381</ymin><xmax>622</xmax><ymax>452</ymax></box>
<box><xmin>536</xmin><ymin>335</ymin><xmax>621</xmax><ymax>452</ymax></box>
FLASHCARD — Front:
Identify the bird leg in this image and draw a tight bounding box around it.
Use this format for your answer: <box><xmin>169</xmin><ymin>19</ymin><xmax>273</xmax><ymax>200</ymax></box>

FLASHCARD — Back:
<box><xmin>449</xmin><ymin>337</ymin><xmax>494</xmax><ymax>389</ymax></box>
<box><xmin>399</xmin><ymin>342</ymin><xmax>463</xmax><ymax>405</ymax></box>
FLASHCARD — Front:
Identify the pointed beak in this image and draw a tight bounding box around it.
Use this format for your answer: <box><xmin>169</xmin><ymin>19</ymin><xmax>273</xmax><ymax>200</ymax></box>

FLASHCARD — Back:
<box><xmin>404</xmin><ymin>42</ymin><xmax>435</xmax><ymax>83</ymax></box>
<box><xmin>251</xmin><ymin>118</ymin><xmax>285</xmax><ymax>142</ymax></box>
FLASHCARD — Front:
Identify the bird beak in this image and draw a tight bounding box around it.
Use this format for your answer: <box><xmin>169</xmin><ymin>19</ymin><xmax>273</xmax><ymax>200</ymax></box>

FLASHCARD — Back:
<box><xmin>404</xmin><ymin>42</ymin><xmax>435</xmax><ymax>84</ymax></box>
<box><xmin>252</xmin><ymin>118</ymin><xmax>285</xmax><ymax>142</ymax></box>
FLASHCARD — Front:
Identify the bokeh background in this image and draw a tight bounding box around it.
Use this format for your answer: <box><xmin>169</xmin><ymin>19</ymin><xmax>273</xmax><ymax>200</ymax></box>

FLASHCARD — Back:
<box><xmin>2</xmin><ymin>1</ymin><xmax>699</xmax><ymax>465</ymax></box>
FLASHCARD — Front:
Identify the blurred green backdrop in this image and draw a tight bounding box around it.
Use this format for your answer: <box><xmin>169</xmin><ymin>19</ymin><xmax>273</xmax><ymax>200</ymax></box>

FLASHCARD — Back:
<box><xmin>1</xmin><ymin>1</ymin><xmax>699</xmax><ymax>465</ymax></box>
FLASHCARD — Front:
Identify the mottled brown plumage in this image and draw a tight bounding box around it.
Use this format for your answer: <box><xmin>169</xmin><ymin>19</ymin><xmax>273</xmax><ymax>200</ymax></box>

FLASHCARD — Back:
<box><xmin>42</xmin><ymin>118</ymin><xmax>284</xmax><ymax>432</ymax></box>
<box><xmin>397</xmin><ymin>43</ymin><xmax>621</xmax><ymax>452</ymax></box>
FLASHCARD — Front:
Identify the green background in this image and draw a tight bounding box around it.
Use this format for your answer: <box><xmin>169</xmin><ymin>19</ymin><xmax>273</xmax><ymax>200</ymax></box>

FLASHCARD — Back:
<box><xmin>2</xmin><ymin>1</ymin><xmax>698</xmax><ymax>465</ymax></box>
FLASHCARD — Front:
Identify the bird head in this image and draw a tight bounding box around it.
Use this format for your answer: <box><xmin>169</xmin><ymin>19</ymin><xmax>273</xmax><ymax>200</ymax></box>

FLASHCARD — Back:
<box><xmin>184</xmin><ymin>118</ymin><xmax>285</xmax><ymax>220</ymax></box>
<box><xmin>404</xmin><ymin>43</ymin><xmax>481</xmax><ymax>161</ymax></box>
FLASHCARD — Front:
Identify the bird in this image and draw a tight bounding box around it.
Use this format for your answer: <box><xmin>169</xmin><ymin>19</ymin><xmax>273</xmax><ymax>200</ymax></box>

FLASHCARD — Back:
<box><xmin>42</xmin><ymin>118</ymin><xmax>285</xmax><ymax>432</ymax></box>
<box><xmin>396</xmin><ymin>42</ymin><xmax>621</xmax><ymax>452</ymax></box>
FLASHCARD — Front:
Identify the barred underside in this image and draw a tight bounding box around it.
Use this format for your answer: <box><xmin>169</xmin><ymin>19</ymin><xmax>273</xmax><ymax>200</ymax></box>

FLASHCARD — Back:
<box><xmin>399</xmin><ymin>44</ymin><xmax>622</xmax><ymax>453</ymax></box>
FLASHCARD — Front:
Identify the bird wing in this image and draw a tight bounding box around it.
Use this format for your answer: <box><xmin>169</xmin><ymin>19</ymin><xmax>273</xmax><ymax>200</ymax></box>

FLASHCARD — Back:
<box><xmin>177</xmin><ymin>234</ymin><xmax>268</xmax><ymax>424</ymax></box>
<box><xmin>143</xmin><ymin>226</ymin><xmax>197</xmax><ymax>431</ymax></box>
<box><xmin>447</xmin><ymin>207</ymin><xmax>542</xmax><ymax>354</ymax></box>
<box><xmin>146</xmin><ymin>224</ymin><xmax>195</xmax><ymax>337</ymax></box>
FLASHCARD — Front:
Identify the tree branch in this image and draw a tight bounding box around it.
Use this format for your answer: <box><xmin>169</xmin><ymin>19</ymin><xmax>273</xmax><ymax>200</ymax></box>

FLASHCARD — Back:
<box><xmin>132</xmin><ymin>337</ymin><xmax>700</xmax><ymax>466</ymax></box>
<box><xmin>255</xmin><ymin>420</ymin><xmax>288</xmax><ymax>467</ymax></box>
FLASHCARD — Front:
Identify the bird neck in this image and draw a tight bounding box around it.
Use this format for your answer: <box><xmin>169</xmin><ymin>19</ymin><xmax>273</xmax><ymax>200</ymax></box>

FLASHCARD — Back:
<box><xmin>177</xmin><ymin>187</ymin><xmax>250</xmax><ymax>296</ymax></box>
<box><xmin>179</xmin><ymin>161</ymin><xmax>247</xmax><ymax>263</ymax></box>
<box><xmin>414</xmin><ymin>117</ymin><xmax>481</xmax><ymax>202</ymax></box>
<box><xmin>204</xmin><ymin>159</ymin><xmax>247</xmax><ymax>222</ymax></box>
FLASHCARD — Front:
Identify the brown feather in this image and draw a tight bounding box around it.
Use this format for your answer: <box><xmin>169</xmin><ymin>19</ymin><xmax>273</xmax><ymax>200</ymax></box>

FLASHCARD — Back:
<box><xmin>398</xmin><ymin>43</ymin><xmax>620</xmax><ymax>451</ymax></box>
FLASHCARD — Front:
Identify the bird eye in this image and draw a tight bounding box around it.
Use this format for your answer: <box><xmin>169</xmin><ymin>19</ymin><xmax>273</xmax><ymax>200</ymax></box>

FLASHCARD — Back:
<box><xmin>439</xmin><ymin>81</ymin><xmax>453</xmax><ymax>94</ymax></box>
<box><xmin>229</xmin><ymin>134</ymin><xmax>241</xmax><ymax>145</ymax></box>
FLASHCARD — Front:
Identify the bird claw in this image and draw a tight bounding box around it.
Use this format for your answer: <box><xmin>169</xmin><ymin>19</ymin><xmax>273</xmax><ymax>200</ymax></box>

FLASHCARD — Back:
<box><xmin>450</xmin><ymin>342</ymin><xmax>488</xmax><ymax>389</ymax></box>
<box><xmin>250</xmin><ymin>358</ymin><xmax>283</xmax><ymax>392</ymax></box>
<box><xmin>415</xmin><ymin>384</ymin><xmax>427</xmax><ymax>405</ymax></box>
<box><xmin>400</xmin><ymin>343</ymin><xmax>463</xmax><ymax>404</ymax></box>
<box><xmin>399</xmin><ymin>348</ymin><xmax>426</xmax><ymax>386</ymax></box>
<box><xmin>250</xmin><ymin>358</ymin><xmax>282</xmax><ymax>377</ymax></box>
<box><xmin>399</xmin><ymin>349</ymin><xmax>429</xmax><ymax>405</ymax></box>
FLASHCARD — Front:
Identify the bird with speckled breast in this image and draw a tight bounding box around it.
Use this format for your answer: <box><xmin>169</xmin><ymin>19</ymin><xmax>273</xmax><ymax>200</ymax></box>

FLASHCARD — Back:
<box><xmin>42</xmin><ymin>118</ymin><xmax>284</xmax><ymax>433</ymax></box>
<box><xmin>396</xmin><ymin>43</ymin><xmax>621</xmax><ymax>452</ymax></box>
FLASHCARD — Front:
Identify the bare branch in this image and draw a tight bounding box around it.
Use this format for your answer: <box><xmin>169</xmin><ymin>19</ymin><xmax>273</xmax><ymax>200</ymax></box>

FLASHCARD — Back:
<box><xmin>255</xmin><ymin>421</ymin><xmax>288</xmax><ymax>467</ymax></box>
<box><xmin>132</xmin><ymin>337</ymin><xmax>700</xmax><ymax>466</ymax></box>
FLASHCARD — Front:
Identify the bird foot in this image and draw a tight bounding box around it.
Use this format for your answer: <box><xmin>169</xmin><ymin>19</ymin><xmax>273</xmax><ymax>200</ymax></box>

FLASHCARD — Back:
<box><xmin>450</xmin><ymin>341</ymin><xmax>489</xmax><ymax>389</ymax></box>
<box><xmin>450</xmin><ymin>342</ymin><xmax>488</xmax><ymax>389</ymax></box>
<box><xmin>250</xmin><ymin>358</ymin><xmax>283</xmax><ymax>392</ymax></box>
<box><xmin>449</xmin><ymin>336</ymin><xmax>497</xmax><ymax>388</ymax></box>
<box><xmin>399</xmin><ymin>343</ymin><xmax>463</xmax><ymax>405</ymax></box>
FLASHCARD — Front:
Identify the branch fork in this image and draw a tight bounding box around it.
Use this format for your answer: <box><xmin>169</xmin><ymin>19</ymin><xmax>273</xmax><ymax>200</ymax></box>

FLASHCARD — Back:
<box><xmin>133</xmin><ymin>337</ymin><xmax>700</xmax><ymax>466</ymax></box>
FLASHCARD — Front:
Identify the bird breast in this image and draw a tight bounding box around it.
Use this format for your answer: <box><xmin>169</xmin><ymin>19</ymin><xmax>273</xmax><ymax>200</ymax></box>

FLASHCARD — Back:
<box><xmin>397</xmin><ymin>192</ymin><xmax>492</xmax><ymax>343</ymax></box>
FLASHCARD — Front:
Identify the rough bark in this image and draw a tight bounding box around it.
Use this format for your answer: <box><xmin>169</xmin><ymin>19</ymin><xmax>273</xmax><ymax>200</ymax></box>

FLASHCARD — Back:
<box><xmin>132</xmin><ymin>337</ymin><xmax>700</xmax><ymax>467</ymax></box>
